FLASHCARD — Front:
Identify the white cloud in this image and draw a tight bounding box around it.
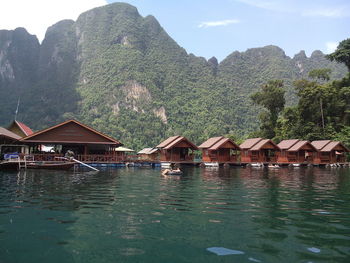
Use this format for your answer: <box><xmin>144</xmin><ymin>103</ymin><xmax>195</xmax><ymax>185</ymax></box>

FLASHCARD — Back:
<box><xmin>0</xmin><ymin>0</ymin><xmax>107</xmax><ymax>42</ymax></box>
<box><xmin>198</xmin><ymin>19</ymin><xmax>240</xmax><ymax>28</ymax></box>
<box><xmin>302</xmin><ymin>7</ymin><xmax>348</xmax><ymax>18</ymax></box>
<box><xmin>235</xmin><ymin>0</ymin><xmax>350</xmax><ymax>18</ymax></box>
<box><xmin>325</xmin><ymin>42</ymin><xmax>338</xmax><ymax>53</ymax></box>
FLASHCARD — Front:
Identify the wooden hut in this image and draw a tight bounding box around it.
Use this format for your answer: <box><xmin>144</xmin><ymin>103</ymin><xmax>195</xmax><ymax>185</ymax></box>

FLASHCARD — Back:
<box><xmin>7</xmin><ymin>120</ymin><xmax>33</xmax><ymax>138</ymax></box>
<box><xmin>137</xmin><ymin>148</ymin><xmax>159</xmax><ymax>161</ymax></box>
<box><xmin>20</xmin><ymin>120</ymin><xmax>123</xmax><ymax>162</ymax></box>
<box><xmin>156</xmin><ymin>136</ymin><xmax>198</xmax><ymax>163</ymax></box>
<box><xmin>198</xmin><ymin>136</ymin><xmax>240</xmax><ymax>164</ymax></box>
<box><xmin>311</xmin><ymin>140</ymin><xmax>349</xmax><ymax>164</ymax></box>
<box><xmin>240</xmin><ymin>138</ymin><xmax>280</xmax><ymax>163</ymax></box>
<box><xmin>277</xmin><ymin>139</ymin><xmax>317</xmax><ymax>165</ymax></box>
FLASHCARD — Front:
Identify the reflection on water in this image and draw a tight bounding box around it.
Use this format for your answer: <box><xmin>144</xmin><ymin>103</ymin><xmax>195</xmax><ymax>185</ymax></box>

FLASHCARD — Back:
<box><xmin>0</xmin><ymin>167</ymin><xmax>350</xmax><ymax>262</ymax></box>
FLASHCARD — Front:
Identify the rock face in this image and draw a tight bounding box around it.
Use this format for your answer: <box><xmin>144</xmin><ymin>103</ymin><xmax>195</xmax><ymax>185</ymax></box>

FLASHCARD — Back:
<box><xmin>0</xmin><ymin>28</ymin><xmax>39</xmax><ymax>124</ymax></box>
<box><xmin>0</xmin><ymin>2</ymin><xmax>347</xmax><ymax>148</ymax></box>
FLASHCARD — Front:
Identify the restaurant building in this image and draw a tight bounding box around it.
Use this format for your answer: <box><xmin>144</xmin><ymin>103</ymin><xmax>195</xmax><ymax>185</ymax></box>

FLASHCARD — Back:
<box><xmin>20</xmin><ymin>120</ymin><xmax>123</xmax><ymax>162</ymax></box>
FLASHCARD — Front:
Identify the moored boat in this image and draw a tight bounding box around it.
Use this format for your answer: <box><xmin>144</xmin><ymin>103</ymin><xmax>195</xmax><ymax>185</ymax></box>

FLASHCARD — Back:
<box><xmin>26</xmin><ymin>161</ymin><xmax>75</xmax><ymax>170</ymax></box>
<box><xmin>0</xmin><ymin>160</ymin><xmax>20</xmax><ymax>170</ymax></box>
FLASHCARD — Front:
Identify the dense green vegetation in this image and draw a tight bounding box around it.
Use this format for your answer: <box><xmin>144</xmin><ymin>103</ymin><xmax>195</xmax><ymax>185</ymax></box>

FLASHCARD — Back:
<box><xmin>250</xmin><ymin>80</ymin><xmax>285</xmax><ymax>139</ymax></box>
<box><xmin>0</xmin><ymin>3</ymin><xmax>348</xmax><ymax>150</ymax></box>
<box><xmin>252</xmin><ymin>39</ymin><xmax>350</xmax><ymax>147</ymax></box>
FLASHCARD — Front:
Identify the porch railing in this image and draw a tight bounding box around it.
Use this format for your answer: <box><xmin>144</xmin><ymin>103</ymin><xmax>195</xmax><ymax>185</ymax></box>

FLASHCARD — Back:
<box><xmin>27</xmin><ymin>154</ymin><xmax>140</xmax><ymax>163</ymax></box>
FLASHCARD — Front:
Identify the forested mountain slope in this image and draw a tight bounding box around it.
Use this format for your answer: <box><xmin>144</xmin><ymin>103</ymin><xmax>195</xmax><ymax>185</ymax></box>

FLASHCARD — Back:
<box><xmin>0</xmin><ymin>3</ymin><xmax>347</xmax><ymax>149</ymax></box>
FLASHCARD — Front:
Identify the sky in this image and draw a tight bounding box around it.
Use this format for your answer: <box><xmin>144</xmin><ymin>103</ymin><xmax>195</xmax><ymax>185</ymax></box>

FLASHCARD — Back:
<box><xmin>0</xmin><ymin>0</ymin><xmax>349</xmax><ymax>61</ymax></box>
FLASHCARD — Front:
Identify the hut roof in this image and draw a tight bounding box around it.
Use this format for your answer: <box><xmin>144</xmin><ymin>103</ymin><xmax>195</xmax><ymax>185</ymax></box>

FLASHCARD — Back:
<box><xmin>157</xmin><ymin>136</ymin><xmax>198</xmax><ymax>150</ymax></box>
<box><xmin>240</xmin><ymin>138</ymin><xmax>263</xmax><ymax>150</ymax></box>
<box><xmin>277</xmin><ymin>139</ymin><xmax>299</xmax><ymax>150</ymax></box>
<box><xmin>288</xmin><ymin>141</ymin><xmax>317</xmax><ymax>152</ymax></box>
<box><xmin>138</xmin><ymin>148</ymin><xmax>159</xmax><ymax>154</ymax></box>
<box><xmin>210</xmin><ymin>137</ymin><xmax>240</xmax><ymax>150</ymax></box>
<box><xmin>0</xmin><ymin>127</ymin><xmax>21</xmax><ymax>140</ymax></box>
<box><xmin>21</xmin><ymin>119</ymin><xmax>122</xmax><ymax>145</ymax></box>
<box><xmin>198</xmin><ymin>136</ymin><xmax>223</xmax><ymax>149</ymax></box>
<box><xmin>321</xmin><ymin>141</ymin><xmax>350</xmax><ymax>152</ymax></box>
<box><xmin>156</xmin><ymin>136</ymin><xmax>180</xmax><ymax>148</ymax></box>
<box><xmin>250</xmin><ymin>139</ymin><xmax>279</xmax><ymax>151</ymax></box>
<box><xmin>165</xmin><ymin>136</ymin><xmax>198</xmax><ymax>150</ymax></box>
<box><xmin>311</xmin><ymin>140</ymin><xmax>332</xmax><ymax>150</ymax></box>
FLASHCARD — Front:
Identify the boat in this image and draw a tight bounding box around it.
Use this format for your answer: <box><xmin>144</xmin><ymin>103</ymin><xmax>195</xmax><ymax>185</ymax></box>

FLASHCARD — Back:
<box><xmin>203</xmin><ymin>162</ymin><xmax>219</xmax><ymax>167</ymax></box>
<box><xmin>26</xmin><ymin>161</ymin><xmax>75</xmax><ymax>170</ymax></box>
<box><xmin>0</xmin><ymin>160</ymin><xmax>20</xmax><ymax>170</ymax></box>
<box><xmin>162</xmin><ymin>168</ymin><xmax>183</xmax><ymax>176</ymax></box>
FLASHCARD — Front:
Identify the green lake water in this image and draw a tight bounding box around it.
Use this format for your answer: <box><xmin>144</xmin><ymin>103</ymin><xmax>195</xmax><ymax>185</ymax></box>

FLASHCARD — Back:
<box><xmin>1</xmin><ymin>167</ymin><xmax>350</xmax><ymax>263</ymax></box>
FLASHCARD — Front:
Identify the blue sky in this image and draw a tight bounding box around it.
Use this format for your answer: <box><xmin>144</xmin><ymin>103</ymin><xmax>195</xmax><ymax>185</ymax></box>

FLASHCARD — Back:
<box><xmin>107</xmin><ymin>0</ymin><xmax>349</xmax><ymax>61</ymax></box>
<box><xmin>1</xmin><ymin>0</ymin><xmax>348</xmax><ymax>62</ymax></box>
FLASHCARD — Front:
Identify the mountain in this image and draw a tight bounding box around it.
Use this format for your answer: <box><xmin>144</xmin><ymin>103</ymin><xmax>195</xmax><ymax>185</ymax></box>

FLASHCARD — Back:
<box><xmin>0</xmin><ymin>3</ymin><xmax>347</xmax><ymax>149</ymax></box>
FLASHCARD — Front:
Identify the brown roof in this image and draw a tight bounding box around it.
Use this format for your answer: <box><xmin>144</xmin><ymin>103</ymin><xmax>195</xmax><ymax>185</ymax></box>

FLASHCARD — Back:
<box><xmin>163</xmin><ymin>136</ymin><xmax>198</xmax><ymax>150</ymax></box>
<box><xmin>198</xmin><ymin>136</ymin><xmax>224</xmax><ymax>148</ymax></box>
<box><xmin>250</xmin><ymin>139</ymin><xmax>280</xmax><ymax>151</ymax></box>
<box><xmin>156</xmin><ymin>136</ymin><xmax>180</xmax><ymax>148</ymax></box>
<box><xmin>21</xmin><ymin>119</ymin><xmax>122</xmax><ymax>145</ymax></box>
<box><xmin>277</xmin><ymin>139</ymin><xmax>299</xmax><ymax>150</ymax></box>
<box><xmin>0</xmin><ymin>127</ymin><xmax>21</xmax><ymax>140</ymax></box>
<box><xmin>288</xmin><ymin>141</ymin><xmax>316</xmax><ymax>152</ymax></box>
<box><xmin>321</xmin><ymin>141</ymin><xmax>350</xmax><ymax>152</ymax></box>
<box><xmin>311</xmin><ymin>140</ymin><xmax>332</xmax><ymax>150</ymax></box>
<box><xmin>138</xmin><ymin>148</ymin><xmax>159</xmax><ymax>154</ymax></box>
<box><xmin>210</xmin><ymin>137</ymin><xmax>240</xmax><ymax>150</ymax></box>
<box><xmin>240</xmin><ymin>138</ymin><xmax>263</xmax><ymax>149</ymax></box>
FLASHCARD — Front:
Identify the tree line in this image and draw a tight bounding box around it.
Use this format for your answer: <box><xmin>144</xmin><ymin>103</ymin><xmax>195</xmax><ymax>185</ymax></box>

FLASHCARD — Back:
<box><xmin>250</xmin><ymin>38</ymin><xmax>350</xmax><ymax>148</ymax></box>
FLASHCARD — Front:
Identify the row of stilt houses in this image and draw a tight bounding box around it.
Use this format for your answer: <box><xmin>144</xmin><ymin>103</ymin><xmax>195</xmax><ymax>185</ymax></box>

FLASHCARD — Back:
<box><xmin>1</xmin><ymin>119</ymin><xmax>349</xmax><ymax>167</ymax></box>
<box><xmin>155</xmin><ymin>136</ymin><xmax>349</xmax><ymax>166</ymax></box>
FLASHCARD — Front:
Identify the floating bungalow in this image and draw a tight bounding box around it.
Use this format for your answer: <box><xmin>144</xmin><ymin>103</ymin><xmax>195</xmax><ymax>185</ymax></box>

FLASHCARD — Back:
<box><xmin>156</xmin><ymin>136</ymin><xmax>198</xmax><ymax>164</ymax></box>
<box><xmin>198</xmin><ymin>136</ymin><xmax>240</xmax><ymax>165</ymax></box>
<box><xmin>240</xmin><ymin>138</ymin><xmax>280</xmax><ymax>164</ymax></box>
<box><xmin>311</xmin><ymin>140</ymin><xmax>349</xmax><ymax>165</ymax></box>
<box><xmin>20</xmin><ymin>120</ymin><xmax>123</xmax><ymax>162</ymax></box>
<box><xmin>277</xmin><ymin>139</ymin><xmax>317</xmax><ymax>165</ymax></box>
<box><xmin>137</xmin><ymin>148</ymin><xmax>159</xmax><ymax>161</ymax></box>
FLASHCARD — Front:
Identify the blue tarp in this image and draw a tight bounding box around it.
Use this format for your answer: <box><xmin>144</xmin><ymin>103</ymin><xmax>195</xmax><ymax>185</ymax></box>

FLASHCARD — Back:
<box><xmin>4</xmin><ymin>153</ymin><xmax>19</xmax><ymax>159</ymax></box>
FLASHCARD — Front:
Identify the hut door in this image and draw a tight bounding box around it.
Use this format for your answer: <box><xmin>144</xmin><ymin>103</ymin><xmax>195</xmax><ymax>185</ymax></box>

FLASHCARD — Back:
<box><xmin>180</xmin><ymin>148</ymin><xmax>187</xmax><ymax>161</ymax></box>
<box><xmin>263</xmin><ymin>149</ymin><xmax>269</xmax><ymax>162</ymax></box>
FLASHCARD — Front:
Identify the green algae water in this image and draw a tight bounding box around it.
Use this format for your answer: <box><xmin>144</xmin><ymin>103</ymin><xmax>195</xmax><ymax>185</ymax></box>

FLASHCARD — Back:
<box><xmin>1</xmin><ymin>167</ymin><xmax>350</xmax><ymax>263</ymax></box>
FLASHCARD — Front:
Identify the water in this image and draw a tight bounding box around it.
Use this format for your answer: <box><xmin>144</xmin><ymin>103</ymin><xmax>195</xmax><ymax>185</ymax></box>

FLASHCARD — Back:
<box><xmin>1</xmin><ymin>167</ymin><xmax>350</xmax><ymax>263</ymax></box>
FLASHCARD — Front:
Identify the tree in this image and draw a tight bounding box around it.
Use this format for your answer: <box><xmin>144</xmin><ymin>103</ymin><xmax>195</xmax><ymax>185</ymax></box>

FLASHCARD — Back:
<box><xmin>326</xmin><ymin>38</ymin><xmax>350</xmax><ymax>71</ymax></box>
<box><xmin>308</xmin><ymin>69</ymin><xmax>332</xmax><ymax>134</ymax></box>
<box><xmin>250</xmin><ymin>80</ymin><xmax>285</xmax><ymax>138</ymax></box>
<box><xmin>308</xmin><ymin>68</ymin><xmax>331</xmax><ymax>82</ymax></box>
